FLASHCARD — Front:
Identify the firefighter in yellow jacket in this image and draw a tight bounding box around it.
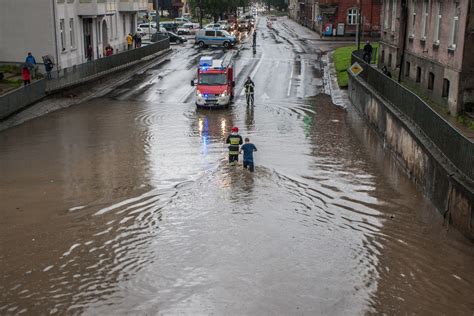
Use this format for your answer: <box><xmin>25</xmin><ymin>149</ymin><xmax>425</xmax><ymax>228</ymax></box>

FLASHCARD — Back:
<box><xmin>226</xmin><ymin>126</ymin><xmax>243</xmax><ymax>163</ymax></box>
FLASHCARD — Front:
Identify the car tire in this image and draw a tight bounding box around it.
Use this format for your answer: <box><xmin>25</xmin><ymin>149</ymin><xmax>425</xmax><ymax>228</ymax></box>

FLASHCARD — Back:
<box><xmin>223</xmin><ymin>41</ymin><xmax>230</xmax><ymax>49</ymax></box>
<box><xmin>177</xmin><ymin>39</ymin><xmax>182</xmax><ymax>44</ymax></box>
<box><xmin>198</xmin><ymin>41</ymin><xmax>206</xmax><ymax>48</ymax></box>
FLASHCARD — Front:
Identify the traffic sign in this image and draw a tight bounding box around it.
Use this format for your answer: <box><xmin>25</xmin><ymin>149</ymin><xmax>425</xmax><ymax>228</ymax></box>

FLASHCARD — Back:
<box><xmin>349</xmin><ymin>62</ymin><xmax>363</xmax><ymax>76</ymax></box>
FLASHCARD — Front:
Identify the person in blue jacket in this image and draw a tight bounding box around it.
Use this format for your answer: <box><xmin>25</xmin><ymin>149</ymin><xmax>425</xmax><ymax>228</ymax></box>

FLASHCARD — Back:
<box><xmin>240</xmin><ymin>137</ymin><xmax>257</xmax><ymax>172</ymax></box>
<box><xmin>25</xmin><ymin>52</ymin><xmax>37</xmax><ymax>79</ymax></box>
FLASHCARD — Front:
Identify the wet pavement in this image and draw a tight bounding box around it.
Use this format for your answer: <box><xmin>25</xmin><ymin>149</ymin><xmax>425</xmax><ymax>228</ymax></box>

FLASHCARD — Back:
<box><xmin>1</xmin><ymin>17</ymin><xmax>474</xmax><ymax>315</ymax></box>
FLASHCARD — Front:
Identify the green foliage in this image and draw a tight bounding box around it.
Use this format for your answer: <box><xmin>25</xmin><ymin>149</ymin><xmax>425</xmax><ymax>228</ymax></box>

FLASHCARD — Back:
<box><xmin>188</xmin><ymin>0</ymin><xmax>251</xmax><ymax>20</ymax></box>
<box><xmin>332</xmin><ymin>43</ymin><xmax>379</xmax><ymax>88</ymax></box>
<box><xmin>0</xmin><ymin>65</ymin><xmax>22</xmax><ymax>76</ymax></box>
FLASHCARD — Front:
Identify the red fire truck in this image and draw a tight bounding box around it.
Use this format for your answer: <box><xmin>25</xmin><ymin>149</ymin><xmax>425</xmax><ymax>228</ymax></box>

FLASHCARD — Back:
<box><xmin>191</xmin><ymin>56</ymin><xmax>235</xmax><ymax>108</ymax></box>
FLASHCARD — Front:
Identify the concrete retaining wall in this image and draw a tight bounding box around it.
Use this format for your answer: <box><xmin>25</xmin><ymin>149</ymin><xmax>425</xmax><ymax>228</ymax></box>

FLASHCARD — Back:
<box><xmin>349</xmin><ymin>74</ymin><xmax>474</xmax><ymax>240</ymax></box>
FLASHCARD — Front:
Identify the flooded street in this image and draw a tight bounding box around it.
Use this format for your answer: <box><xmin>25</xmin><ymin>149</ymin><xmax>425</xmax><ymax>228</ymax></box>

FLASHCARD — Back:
<box><xmin>1</xmin><ymin>18</ymin><xmax>474</xmax><ymax>315</ymax></box>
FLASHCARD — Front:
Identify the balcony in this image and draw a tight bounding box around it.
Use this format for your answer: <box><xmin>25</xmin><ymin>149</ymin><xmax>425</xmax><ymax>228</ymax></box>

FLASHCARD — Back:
<box><xmin>78</xmin><ymin>0</ymin><xmax>116</xmax><ymax>16</ymax></box>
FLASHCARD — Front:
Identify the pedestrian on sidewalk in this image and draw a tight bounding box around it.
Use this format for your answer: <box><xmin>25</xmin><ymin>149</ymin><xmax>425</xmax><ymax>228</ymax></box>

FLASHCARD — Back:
<box><xmin>363</xmin><ymin>41</ymin><xmax>373</xmax><ymax>64</ymax></box>
<box><xmin>240</xmin><ymin>137</ymin><xmax>257</xmax><ymax>172</ymax></box>
<box><xmin>133</xmin><ymin>33</ymin><xmax>140</xmax><ymax>48</ymax></box>
<box><xmin>87</xmin><ymin>44</ymin><xmax>93</xmax><ymax>61</ymax></box>
<box><xmin>43</xmin><ymin>56</ymin><xmax>54</xmax><ymax>79</ymax></box>
<box><xmin>253</xmin><ymin>31</ymin><xmax>257</xmax><ymax>47</ymax></box>
<box><xmin>126</xmin><ymin>33</ymin><xmax>133</xmax><ymax>50</ymax></box>
<box><xmin>22</xmin><ymin>66</ymin><xmax>31</xmax><ymax>86</ymax></box>
<box><xmin>25</xmin><ymin>52</ymin><xmax>37</xmax><ymax>79</ymax></box>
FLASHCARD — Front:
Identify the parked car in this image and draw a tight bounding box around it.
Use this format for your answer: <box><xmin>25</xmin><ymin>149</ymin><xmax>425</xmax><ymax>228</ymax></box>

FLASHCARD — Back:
<box><xmin>174</xmin><ymin>17</ymin><xmax>192</xmax><ymax>25</ymax></box>
<box><xmin>167</xmin><ymin>32</ymin><xmax>188</xmax><ymax>44</ymax></box>
<box><xmin>160</xmin><ymin>22</ymin><xmax>179</xmax><ymax>32</ymax></box>
<box><xmin>195</xmin><ymin>29</ymin><xmax>237</xmax><ymax>48</ymax></box>
<box><xmin>177</xmin><ymin>23</ymin><xmax>200</xmax><ymax>35</ymax></box>
<box><xmin>136</xmin><ymin>27</ymin><xmax>147</xmax><ymax>36</ymax></box>
<box><xmin>137</xmin><ymin>22</ymin><xmax>165</xmax><ymax>34</ymax></box>
<box><xmin>204</xmin><ymin>23</ymin><xmax>226</xmax><ymax>30</ymax></box>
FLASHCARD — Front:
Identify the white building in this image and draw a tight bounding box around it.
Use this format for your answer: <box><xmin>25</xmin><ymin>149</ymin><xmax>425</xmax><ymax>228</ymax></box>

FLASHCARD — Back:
<box><xmin>0</xmin><ymin>0</ymin><xmax>148</xmax><ymax>69</ymax></box>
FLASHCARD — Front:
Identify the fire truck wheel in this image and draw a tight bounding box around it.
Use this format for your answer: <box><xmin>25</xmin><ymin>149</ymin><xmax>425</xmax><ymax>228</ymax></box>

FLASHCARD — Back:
<box><xmin>198</xmin><ymin>41</ymin><xmax>206</xmax><ymax>48</ymax></box>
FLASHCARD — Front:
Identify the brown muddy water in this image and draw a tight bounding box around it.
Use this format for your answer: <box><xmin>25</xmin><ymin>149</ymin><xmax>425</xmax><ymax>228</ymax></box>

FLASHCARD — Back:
<box><xmin>1</xmin><ymin>94</ymin><xmax>473</xmax><ymax>315</ymax></box>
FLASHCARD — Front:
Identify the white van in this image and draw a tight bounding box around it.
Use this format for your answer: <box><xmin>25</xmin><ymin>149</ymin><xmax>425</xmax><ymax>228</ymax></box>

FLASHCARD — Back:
<box><xmin>195</xmin><ymin>29</ymin><xmax>237</xmax><ymax>48</ymax></box>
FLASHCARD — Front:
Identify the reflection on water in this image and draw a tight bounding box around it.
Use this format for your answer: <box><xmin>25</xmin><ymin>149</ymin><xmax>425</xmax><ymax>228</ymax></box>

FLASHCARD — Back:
<box><xmin>1</xmin><ymin>93</ymin><xmax>474</xmax><ymax>314</ymax></box>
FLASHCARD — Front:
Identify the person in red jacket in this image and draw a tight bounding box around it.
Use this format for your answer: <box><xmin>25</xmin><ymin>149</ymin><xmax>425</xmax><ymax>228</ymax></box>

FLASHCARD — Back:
<box><xmin>22</xmin><ymin>66</ymin><xmax>31</xmax><ymax>86</ymax></box>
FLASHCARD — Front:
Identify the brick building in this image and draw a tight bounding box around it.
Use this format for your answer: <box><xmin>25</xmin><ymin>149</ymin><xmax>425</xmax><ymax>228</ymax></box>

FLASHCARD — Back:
<box><xmin>290</xmin><ymin>0</ymin><xmax>381</xmax><ymax>37</ymax></box>
<box><xmin>379</xmin><ymin>0</ymin><xmax>474</xmax><ymax>115</ymax></box>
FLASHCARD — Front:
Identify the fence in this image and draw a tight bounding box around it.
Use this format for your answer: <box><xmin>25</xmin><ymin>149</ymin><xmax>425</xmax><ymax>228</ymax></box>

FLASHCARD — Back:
<box><xmin>46</xmin><ymin>37</ymin><xmax>169</xmax><ymax>92</ymax></box>
<box><xmin>0</xmin><ymin>38</ymin><xmax>169</xmax><ymax>120</ymax></box>
<box><xmin>351</xmin><ymin>50</ymin><xmax>474</xmax><ymax>181</ymax></box>
<box><xmin>0</xmin><ymin>79</ymin><xmax>46</xmax><ymax>119</ymax></box>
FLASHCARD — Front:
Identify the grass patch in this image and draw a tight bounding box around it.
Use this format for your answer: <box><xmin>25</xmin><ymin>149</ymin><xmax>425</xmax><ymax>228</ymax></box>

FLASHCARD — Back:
<box><xmin>333</xmin><ymin>43</ymin><xmax>378</xmax><ymax>88</ymax></box>
<box><xmin>0</xmin><ymin>64</ymin><xmax>21</xmax><ymax>76</ymax></box>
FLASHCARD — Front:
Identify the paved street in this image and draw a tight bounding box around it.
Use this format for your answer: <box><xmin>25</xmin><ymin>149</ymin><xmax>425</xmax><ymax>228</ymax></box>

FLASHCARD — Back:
<box><xmin>1</xmin><ymin>17</ymin><xmax>474</xmax><ymax>315</ymax></box>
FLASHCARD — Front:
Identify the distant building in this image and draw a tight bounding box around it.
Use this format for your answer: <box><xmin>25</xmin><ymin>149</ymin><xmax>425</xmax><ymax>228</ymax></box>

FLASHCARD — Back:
<box><xmin>379</xmin><ymin>0</ymin><xmax>474</xmax><ymax>115</ymax></box>
<box><xmin>0</xmin><ymin>0</ymin><xmax>147</xmax><ymax>69</ymax></box>
<box><xmin>290</xmin><ymin>0</ymin><xmax>381</xmax><ymax>37</ymax></box>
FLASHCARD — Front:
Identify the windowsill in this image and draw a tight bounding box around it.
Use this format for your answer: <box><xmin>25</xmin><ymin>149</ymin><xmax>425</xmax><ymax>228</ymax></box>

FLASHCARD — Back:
<box><xmin>61</xmin><ymin>49</ymin><xmax>68</xmax><ymax>54</ymax></box>
<box><xmin>408</xmin><ymin>35</ymin><xmax>414</xmax><ymax>41</ymax></box>
<box><xmin>70</xmin><ymin>47</ymin><xmax>77</xmax><ymax>52</ymax></box>
<box><xmin>433</xmin><ymin>41</ymin><xmax>440</xmax><ymax>49</ymax></box>
<box><xmin>448</xmin><ymin>45</ymin><xmax>456</xmax><ymax>52</ymax></box>
<box><xmin>420</xmin><ymin>37</ymin><xmax>426</xmax><ymax>43</ymax></box>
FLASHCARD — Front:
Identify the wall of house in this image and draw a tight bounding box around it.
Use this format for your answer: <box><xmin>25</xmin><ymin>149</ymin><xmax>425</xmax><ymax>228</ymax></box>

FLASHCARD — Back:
<box><xmin>0</xmin><ymin>0</ymin><xmax>55</xmax><ymax>64</ymax></box>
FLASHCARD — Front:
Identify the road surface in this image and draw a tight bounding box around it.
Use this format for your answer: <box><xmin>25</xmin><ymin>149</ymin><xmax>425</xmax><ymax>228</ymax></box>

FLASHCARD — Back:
<box><xmin>1</xmin><ymin>17</ymin><xmax>474</xmax><ymax>315</ymax></box>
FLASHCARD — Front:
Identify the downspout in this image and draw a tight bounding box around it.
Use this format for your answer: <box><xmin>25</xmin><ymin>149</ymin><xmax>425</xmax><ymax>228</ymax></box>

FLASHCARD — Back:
<box><xmin>52</xmin><ymin>0</ymin><xmax>60</xmax><ymax>78</ymax></box>
<box><xmin>398</xmin><ymin>0</ymin><xmax>408</xmax><ymax>83</ymax></box>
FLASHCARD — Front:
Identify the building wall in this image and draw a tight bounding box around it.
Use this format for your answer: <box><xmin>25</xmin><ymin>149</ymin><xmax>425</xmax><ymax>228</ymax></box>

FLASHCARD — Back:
<box><xmin>316</xmin><ymin>0</ymin><xmax>382</xmax><ymax>36</ymax></box>
<box><xmin>0</xmin><ymin>0</ymin><xmax>55</xmax><ymax>64</ymax></box>
<box><xmin>0</xmin><ymin>0</ymin><xmax>142</xmax><ymax>70</ymax></box>
<box><xmin>380</xmin><ymin>0</ymin><xmax>472</xmax><ymax>114</ymax></box>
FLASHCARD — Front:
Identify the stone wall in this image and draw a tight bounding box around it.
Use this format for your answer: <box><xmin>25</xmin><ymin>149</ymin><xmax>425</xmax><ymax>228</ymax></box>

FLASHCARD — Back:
<box><xmin>349</xmin><ymin>73</ymin><xmax>474</xmax><ymax>240</ymax></box>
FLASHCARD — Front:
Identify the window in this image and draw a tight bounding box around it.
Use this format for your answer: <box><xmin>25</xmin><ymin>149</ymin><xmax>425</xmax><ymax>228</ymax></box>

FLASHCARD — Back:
<box><xmin>442</xmin><ymin>78</ymin><xmax>450</xmax><ymax>98</ymax></box>
<box><xmin>409</xmin><ymin>0</ymin><xmax>417</xmax><ymax>37</ymax></box>
<box><xmin>347</xmin><ymin>8</ymin><xmax>359</xmax><ymax>25</ymax></box>
<box><xmin>69</xmin><ymin>18</ymin><xmax>75</xmax><ymax>48</ymax></box>
<box><xmin>123</xmin><ymin>14</ymin><xmax>126</xmax><ymax>36</ymax></box>
<box><xmin>428</xmin><ymin>72</ymin><xmax>435</xmax><ymax>89</ymax></box>
<box><xmin>416</xmin><ymin>66</ymin><xmax>421</xmax><ymax>82</ymax></box>
<box><xmin>216</xmin><ymin>31</ymin><xmax>223</xmax><ymax>37</ymax></box>
<box><xmin>59</xmin><ymin>19</ymin><xmax>66</xmax><ymax>51</ymax></box>
<box><xmin>421</xmin><ymin>0</ymin><xmax>429</xmax><ymax>39</ymax></box>
<box><xmin>450</xmin><ymin>1</ymin><xmax>460</xmax><ymax>49</ymax></box>
<box><xmin>391</xmin><ymin>0</ymin><xmax>397</xmax><ymax>31</ymax></box>
<box><xmin>405</xmin><ymin>62</ymin><xmax>411</xmax><ymax>77</ymax></box>
<box><xmin>384</xmin><ymin>0</ymin><xmax>390</xmax><ymax>29</ymax></box>
<box><xmin>433</xmin><ymin>0</ymin><xmax>442</xmax><ymax>44</ymax></box>
<box><xmin>205</xmin><ymin>30</ymin><xmax>215</xmax><ymax>36</ymax></box>
<box><xmin>388</xmin><ymin>53</ymin><xmax>392</xmax><ymax>67</ymax></box>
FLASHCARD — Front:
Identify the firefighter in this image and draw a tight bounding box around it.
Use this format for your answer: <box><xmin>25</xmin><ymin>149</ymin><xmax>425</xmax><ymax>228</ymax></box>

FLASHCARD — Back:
<box><xmin>244</xmin><ymin>76</ymin><xmax>255</xmax><ymax>106</ymax></box>
<box><xmin>226</xmin><ymin>126</ymin><xmax>243</xmax><ymax>163</ymax></box>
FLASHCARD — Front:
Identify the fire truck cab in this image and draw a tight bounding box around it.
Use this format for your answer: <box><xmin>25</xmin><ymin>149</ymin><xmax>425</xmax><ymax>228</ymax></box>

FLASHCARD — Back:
<box><xmin>191</xmin><ymin>56</ymin><xmax>235</xmax><ymax>108</ymax></box>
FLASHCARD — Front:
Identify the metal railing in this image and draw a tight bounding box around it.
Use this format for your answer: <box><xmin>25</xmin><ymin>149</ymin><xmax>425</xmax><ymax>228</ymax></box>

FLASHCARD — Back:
<box><xmin>47</xmin><ymin>38</ymin><xmax>169</xmax><ymax>92</ymax></box>
<box><xmin>0</xmin><ymin>79</ymin><xmax>47</xmax><ymax>119</ymax></box>
<box><xmin>0</xmin><ymin>38</ymin><xmax>169</xmax><ymax>120</ymax></box>
<box><xmin>351</xmin><ymin>50</ymin><xmax>474</xmax><ymax>181</ymax></box>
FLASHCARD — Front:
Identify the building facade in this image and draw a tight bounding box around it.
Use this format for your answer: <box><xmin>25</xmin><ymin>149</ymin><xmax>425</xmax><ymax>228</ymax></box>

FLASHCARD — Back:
<box><xmin>289</xmin><ymin>0</ymin><xmax>381</xmax><ymax>37</ymax></box>
<box><xmin>379</xmin><ymin>0</ymin><xmax>474</xmax><ymax>114</ymax></box>
<box><xmin>0</xmin><ymin>0</ymin><xmax>147</xmax><ymax>70</ymax></box>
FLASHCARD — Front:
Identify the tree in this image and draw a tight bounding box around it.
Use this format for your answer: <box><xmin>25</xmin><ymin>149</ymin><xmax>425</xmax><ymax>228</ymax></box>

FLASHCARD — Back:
<box><xmin>188</xmin><ymin>0</ymin><xmax>251</xmax><ymax>22</ymax></box>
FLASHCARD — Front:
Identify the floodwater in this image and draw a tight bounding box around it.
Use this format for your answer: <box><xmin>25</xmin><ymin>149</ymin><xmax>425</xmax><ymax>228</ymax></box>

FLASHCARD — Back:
<box><xmin>1</xmin><ymin>17</ymin><xmax>474</xmax><ymax>315</ymax></box>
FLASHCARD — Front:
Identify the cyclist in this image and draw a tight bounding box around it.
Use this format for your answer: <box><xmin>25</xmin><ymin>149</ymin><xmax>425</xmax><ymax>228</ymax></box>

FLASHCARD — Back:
<box><xmin>244</xmin><ymin>76</ymin><xmax>255</xmax><ymax>106</ymax></box>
